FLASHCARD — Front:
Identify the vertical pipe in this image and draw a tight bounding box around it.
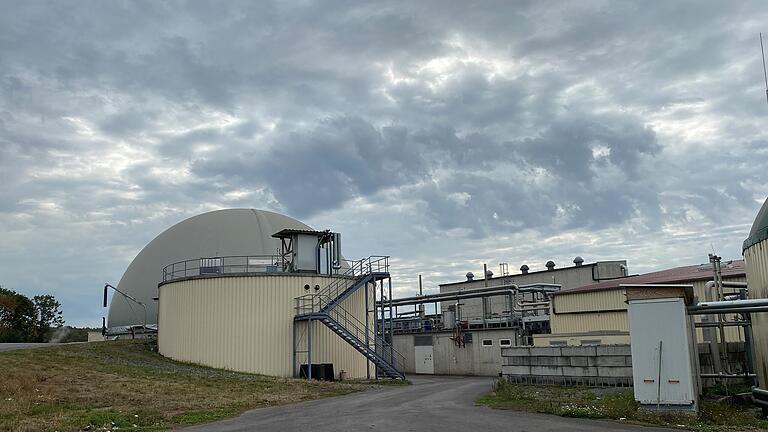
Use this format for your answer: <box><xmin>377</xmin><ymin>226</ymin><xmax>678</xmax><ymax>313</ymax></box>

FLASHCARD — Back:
<box><xmin>380</xmin><ymin>278</ymin><xmax>385</xmax><ymax>374</ymax></box>
<box><xmin>292</xmin><ymin>321</ymin><xmax>297</xmax><ymax>377</ymax></box>
<box><xmin>307</xmin><ymin>315</ymin><xmax>312</xmax><ymax>380</ymax></box>
<box><xmin>419</xmin><ymin>274</ymin><xmax>423</xmax><ymax>296</ymax></box>
<box><xmin>389</xmin><ymin>277</ymin><xmax>394</xmax><ymax>367</ymax></box>
<box><xmin>373</xmin><ymin>278</ymin><xmax>379</xmax><ymax>380</ymax></box>
<box><xmin>365</xmin><ymin>278</ymin><xmax>370</xmax><ymax>380</ymax></box>
<box><xmin>741</xmin><ymin>288</ymin><xmax>756</xmax><ymax>386</ymax></box>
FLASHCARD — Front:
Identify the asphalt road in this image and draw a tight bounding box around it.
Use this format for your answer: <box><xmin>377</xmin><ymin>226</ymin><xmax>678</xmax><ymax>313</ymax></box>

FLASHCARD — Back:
<box><xmin>183</xmin><ymin>375</ymin><xmax>672</xmax><ymax>432</ymax></box>
<box><xmin>0</xmin><ymin>343</ymin><xmax>60</xmax><ymax>352</ymax></box>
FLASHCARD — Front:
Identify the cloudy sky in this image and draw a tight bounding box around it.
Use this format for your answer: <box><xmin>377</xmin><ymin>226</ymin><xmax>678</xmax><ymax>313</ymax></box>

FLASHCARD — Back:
<box><xmin>1</xmin><ymin>1</ymin><xmax>766</xmax><ymax>326</ymax></box>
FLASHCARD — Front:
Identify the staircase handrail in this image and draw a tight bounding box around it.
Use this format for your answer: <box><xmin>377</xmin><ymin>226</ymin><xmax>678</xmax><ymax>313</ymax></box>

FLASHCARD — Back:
<box><xmin>295</xmin><ymin>256</ymin><xmax>389</xmax><ymax>314</ymax></box>
<box><xmin>326</xmin><ymin>301</ymin><xmax>406</xmax><ymax>372</ymax></box>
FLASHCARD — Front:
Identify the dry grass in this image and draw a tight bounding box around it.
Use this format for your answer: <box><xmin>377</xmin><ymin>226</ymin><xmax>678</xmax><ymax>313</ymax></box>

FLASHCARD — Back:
<box><xmin>0</xmin><ymin>340</ymin><xmax>375</xmax><ymax>431</ymax></box>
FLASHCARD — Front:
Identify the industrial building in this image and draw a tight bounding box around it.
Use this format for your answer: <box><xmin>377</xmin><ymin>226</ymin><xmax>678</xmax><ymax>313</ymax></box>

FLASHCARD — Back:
<box><xmin>536</xmin><ymin>259</ymin><xmax>748</xmax><ymax>347</ymax></box>
<box><xmin>106</xmin><ymin>208</ymin><xmax>403</xmax><ymax>379</ymax></box>
<box><xmin>389</xmin><ymin>259</ymin><xmax>629</xmax><ymax>376</ymax></box>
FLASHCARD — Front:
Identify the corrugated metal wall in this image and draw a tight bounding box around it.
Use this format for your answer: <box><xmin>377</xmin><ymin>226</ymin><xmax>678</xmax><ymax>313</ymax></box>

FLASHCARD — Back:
<box><xmin>548</xmin><ymin>276</ymin><xmax>748</xmax><ymax>345</ymax></box>
<box><xmin>745</xmin><ymin>240</ymin><xmax>768</xmax><ymax>388</ymax></box>
<box><xmin>158</xmin><ymin>274</ymin><xmax>372</xmax><ymax>378</ymax></box>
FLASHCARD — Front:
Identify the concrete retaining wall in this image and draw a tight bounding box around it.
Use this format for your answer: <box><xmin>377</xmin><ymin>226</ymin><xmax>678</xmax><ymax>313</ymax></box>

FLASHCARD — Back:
<box><xmin>501</xmin><ymin>345</ymin><xmax>633</xmax><ymax>386</ymax></box>
<box><xmin>502</xmin><ymin>343</ymin><xmax>751</xmax><ymax>387</ymax></box>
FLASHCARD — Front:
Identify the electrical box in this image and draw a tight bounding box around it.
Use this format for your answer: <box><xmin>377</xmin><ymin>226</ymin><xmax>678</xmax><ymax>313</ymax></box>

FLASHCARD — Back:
<box><xmin>627</xmin><ymin>285</ymin><xmax>699</xmax><ymax>412</ymax></box>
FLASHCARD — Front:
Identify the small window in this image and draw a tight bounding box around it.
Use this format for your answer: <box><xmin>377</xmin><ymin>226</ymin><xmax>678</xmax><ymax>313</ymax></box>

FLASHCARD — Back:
<box><xmin>499</xmin><ymin>339</ymin><xmax>512</xmax><ymax>347</ymax></box>
<box><xmin>580</xmin><ymin>339</ymin><xmax>601</xmax><ymax>346</ymax></box>
<box><xmin>549</xmin><ymin>340</ymin><xmax>567</xmax><ymax>347</ymax></box>
<box><xmin>481</xmin><ymin>339</ymin><xmax>493</xmax><ymax>347</ymax></box>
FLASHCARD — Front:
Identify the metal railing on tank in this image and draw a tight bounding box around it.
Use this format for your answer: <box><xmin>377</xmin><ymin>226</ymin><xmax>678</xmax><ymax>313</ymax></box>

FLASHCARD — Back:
<box><xmin>162</xmin><ymin>255</ymin><xmax>286</xmax><ymax>283</ymax></box>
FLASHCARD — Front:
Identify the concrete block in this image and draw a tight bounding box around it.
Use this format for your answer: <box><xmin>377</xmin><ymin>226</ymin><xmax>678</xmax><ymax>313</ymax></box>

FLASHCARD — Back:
<box><xmin>592</xmin><ymin>356</ymin><xmax>628</xmax><ymax>367</ymax></box>
<box><xmin>596</xmin><ymin>345</ymin><xmax>631</xmax><ymax>356</ymax></box>
<box><xmin>597</xmin><ymin>366</ymin><xmax>633</xmax><ymax>378</ymax></box>
<box><xmin>561</xmin><ymin>346</ymin><xmax>596</xmax><ymax>357</ymax></box>
<box><xmin>502</xmin><ymin>347</ymin><xmax>530</xmax><ymax>356</ymax></box>
<box><xmin>569</xmin><ymin>356</ymin><xmax>589</xmax><ymax>367</ymax></box>
<box><xmin>505</xmin><ymin>356</ymin><xmax>530</xmax><ymax>366</ymax></box>
<box><xmin>530</xmin><ymin>347</ymin><xmax>562</xmax><ymax>357</ymax></box>
<box><xmin>561</xmin><ymin>366</ymin><xmax>598</xmax><ymax>377</ymax></box>
<box><xmin>530</xmin><ymin>365</ymin><xmax>563</xmax><ymax>376</ymax></box>
<box><xmin>532</xmin><ymin>356</ymin><xmax>569</xmax><ymax>366</ymax></box>
<box><xmin>502</xmin><ymin>365</ymin><xmax>531</xmax><ymax>375</ymax></box>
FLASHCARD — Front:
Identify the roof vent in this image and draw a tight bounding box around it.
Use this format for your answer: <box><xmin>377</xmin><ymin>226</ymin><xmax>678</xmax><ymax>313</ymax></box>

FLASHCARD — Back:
<box><xmin>520</xmin><ymin>264</ymin><xmax>529</xmax><ymax>274</ymax></box>
<box><xmin>545</xmin><ymin>260</ymin><xmax>556</xmax><ymax>270</ymax></box>
<box><xmin>466</xmin><ymin>272</ymin><xmax>474</xmax><ymax>281</ymax></box>
<box><xmin>485</xmin><ymin>269</ymin><xmax>493</xmax><ymax>279</ymax></box>
<box><xmin>573</xmin><ymin>256</ymin><xmax>584</xmax><ymax>267</ymax></box>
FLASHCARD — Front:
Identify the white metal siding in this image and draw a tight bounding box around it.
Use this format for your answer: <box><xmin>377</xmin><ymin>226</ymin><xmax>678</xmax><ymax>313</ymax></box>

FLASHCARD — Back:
<box><xmin>158</xmin><ymin>274</ymin><xmax>372</xmax><ymax>378</ymax></box>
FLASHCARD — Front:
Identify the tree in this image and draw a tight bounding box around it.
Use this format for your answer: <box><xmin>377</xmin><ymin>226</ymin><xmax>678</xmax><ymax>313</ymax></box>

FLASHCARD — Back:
<box><xmin>0</xmin><ymin>286</ymin><xmax>37</xmax><ymax>342</ymax></box>
<box><xmin>32</xmin><ymin>294</ymin><xmax>65</xmax><ymax>342</ymax></box>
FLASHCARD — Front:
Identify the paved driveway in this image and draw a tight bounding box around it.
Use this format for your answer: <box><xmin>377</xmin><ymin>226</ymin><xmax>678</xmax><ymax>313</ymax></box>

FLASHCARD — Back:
<box><xmin>183</xmin><ymin>375</ymin><xmax>671</xmax><ymax>432</ymax></box>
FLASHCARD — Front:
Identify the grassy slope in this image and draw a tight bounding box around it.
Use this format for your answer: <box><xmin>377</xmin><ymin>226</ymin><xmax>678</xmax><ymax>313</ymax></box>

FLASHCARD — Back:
<box><xmin>477</xmin><ymin>380</ymin><xmax>768</xmax><ymax>432</ymax></box>
<box><xmin>0</xmin><ymin>340</ymin><xmax>375</xmax><ymax>432</ymax></box>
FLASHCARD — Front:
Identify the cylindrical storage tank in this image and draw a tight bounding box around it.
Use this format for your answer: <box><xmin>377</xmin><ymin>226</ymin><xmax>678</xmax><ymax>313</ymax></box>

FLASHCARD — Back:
<box><xmin>744</xmin><ymin>197</ymin><xmax>768</xmax><ymax>403</ymax></box>
<box><xmin>158</xmin><ymin>273</ymin><xmax>373</xmax><ymax>378</ymax></box>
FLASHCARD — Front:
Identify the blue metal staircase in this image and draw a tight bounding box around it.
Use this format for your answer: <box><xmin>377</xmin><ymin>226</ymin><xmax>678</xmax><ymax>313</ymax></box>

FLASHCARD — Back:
<box><xmin>294</xmin><ymin>256</ymin><xmax>404</xmax><ymax>379</ymax></box>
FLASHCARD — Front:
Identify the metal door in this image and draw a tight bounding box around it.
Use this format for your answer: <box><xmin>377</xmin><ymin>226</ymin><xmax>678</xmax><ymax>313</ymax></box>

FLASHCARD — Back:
<box><xmin>414</xmin><ymin>345</ymin><xmax>434</xmax><ymax>374</ymax></box>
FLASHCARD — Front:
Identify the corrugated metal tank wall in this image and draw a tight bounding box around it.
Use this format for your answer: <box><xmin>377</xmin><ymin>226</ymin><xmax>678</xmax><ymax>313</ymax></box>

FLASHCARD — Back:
<box><xmin>745</xmin><ymin>240</ymin><xmax>768</xmax><ymax>388</ymax></box>
<box><xmin>158</xmin><ymin>274</ymin><xmax>372</xmax><ymax>378</ymax></box>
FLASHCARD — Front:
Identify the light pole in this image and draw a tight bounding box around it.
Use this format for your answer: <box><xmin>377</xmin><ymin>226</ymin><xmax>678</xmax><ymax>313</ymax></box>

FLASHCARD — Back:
<box><xmin>103</xmin><ymin>283</ymin><xmax>147</xmax><ymax>337</ymax></box>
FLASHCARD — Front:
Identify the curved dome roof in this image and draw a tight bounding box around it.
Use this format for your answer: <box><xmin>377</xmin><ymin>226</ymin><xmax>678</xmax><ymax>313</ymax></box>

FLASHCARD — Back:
<box><xmin>108</xmin><ymin>209</ymin><xmax>313</xmax><ymax>329</ymax></box>
<box><xmin>744</xmin><ymin>197</ymin><xmax>768</xmax><ymax>251</ymax></box>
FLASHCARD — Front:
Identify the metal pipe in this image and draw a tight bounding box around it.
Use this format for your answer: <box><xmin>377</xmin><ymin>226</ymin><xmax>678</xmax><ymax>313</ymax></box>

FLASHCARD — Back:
<box><xmin>689</xmin><ymin>307</ymin><xmax>768</xmax><ymax>315</ymax></box>
<box><xmin>307</xmin><ymin>315</ymin><xmax>312</xmax><ymax>380</ymax></box>
<box><xmin>365</xmin><ymin>277</ymin><xmax>370</xmax><ymax>380</ymax></box>
<box><xmin>700</xmin><ymin>373</ymin><xmax>756</xmax><ymax>378</ymax></box>
<box><xmin>690</xmin><ymin>299</ymin><xmax>768</xmax><ymax>310</ymax></box>
<box><xmin>104</xmin><ymin>283</ymin><xmax>147</xmax><ymax>335</ymax></box>
<box><xmin>388</xmin><ymin>277</ymin><xmax>393</xmax><ymax>367</ymax></box>
<box><xmin>695</xmin><ymin>321</ymin><xmax>750</xmax><ymax>328</ymax></box>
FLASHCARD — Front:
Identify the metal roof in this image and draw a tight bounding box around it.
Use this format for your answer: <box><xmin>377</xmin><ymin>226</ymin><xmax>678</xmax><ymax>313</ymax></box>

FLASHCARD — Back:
<box><xmin>554</xmin><ymin>260</ymin><xmax>746</xmax><ymax>296</ymax></box>
<box><xmin>272</xmin><ymin>228</ymin><xmax>330</xmax><ymax>238</ymax></box>
<box><xmin>744</xmin><ymin>197</ymin><xmax>768</xmax><ymax>251</ymax></box>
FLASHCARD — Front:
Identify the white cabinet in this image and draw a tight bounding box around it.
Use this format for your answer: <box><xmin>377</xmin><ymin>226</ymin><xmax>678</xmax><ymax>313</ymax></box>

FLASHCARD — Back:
<box><xmin>628</xmin><ymin>297</ymin><xmax>698</xmax><ymax>410</ymax></box>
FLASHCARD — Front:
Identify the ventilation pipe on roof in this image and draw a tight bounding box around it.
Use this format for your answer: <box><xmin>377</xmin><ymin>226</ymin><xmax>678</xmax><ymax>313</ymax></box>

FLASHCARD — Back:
<box><xmin>485</xmin><ymin>269</ymin><xmax>493</xmax><ymax>279</ymax></box>
<box><xmin>466</xmin><ymin>272</ymin><xmax>474</xmax><ymax>281</ymax></box>
<box><xmin>520</xmin><ymin>264</ymin><xmax>529</xmax><ymax>274</ymax></box>
<box><xmin>573</xmin><ymin>256</ymin><xmax>584</xmax><ymax>267</ymax></box>
<box><xmin>546</xmin><ymin>260</ymin><xmax>556</xmax><ymax>271</ymax></box>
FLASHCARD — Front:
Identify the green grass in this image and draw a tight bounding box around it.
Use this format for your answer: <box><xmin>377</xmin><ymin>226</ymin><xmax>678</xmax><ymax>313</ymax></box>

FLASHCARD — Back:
<box><xmin>477</xmin><ymin>380</ymin><xmax>768</xmax><ymax>431</ymax></box>
<box><xmin>0</xmin><ymin>340</ymin><xmax>381</xmax><ymax>431</ymax></box>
